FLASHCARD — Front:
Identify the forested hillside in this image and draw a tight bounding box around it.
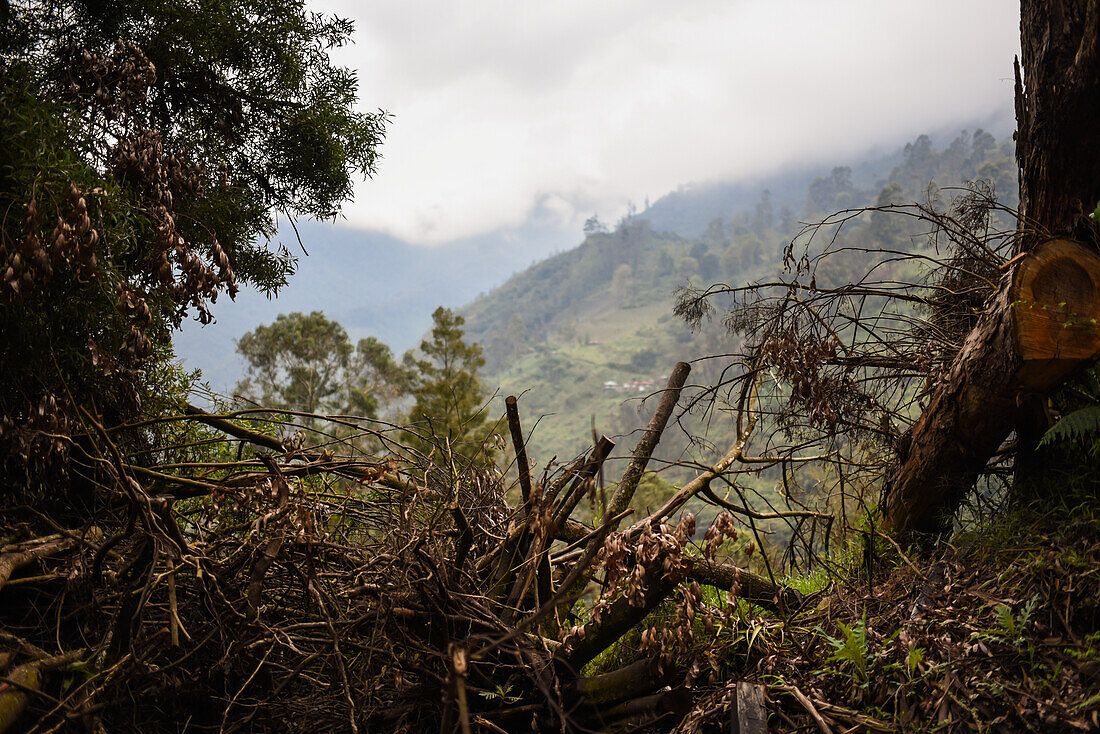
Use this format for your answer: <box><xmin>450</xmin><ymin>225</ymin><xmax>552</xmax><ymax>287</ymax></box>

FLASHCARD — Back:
<box><xmin>464</xmin><ymin>130</ymin><xmax>1018</xmax><ymax>471</ymax></box>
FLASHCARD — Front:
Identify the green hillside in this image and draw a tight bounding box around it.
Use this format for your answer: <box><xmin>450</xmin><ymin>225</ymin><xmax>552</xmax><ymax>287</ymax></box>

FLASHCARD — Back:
<box><xmin>462</xmin><ymin>130</ymin><xmax>1019</xmax><ymax>523</ymax></box>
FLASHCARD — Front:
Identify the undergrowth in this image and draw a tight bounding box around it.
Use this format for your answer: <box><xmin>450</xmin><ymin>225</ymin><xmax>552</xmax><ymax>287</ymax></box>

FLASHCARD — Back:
<box><xmin>672</xmin><ymin>487</ymin><xmax>1100</xmax><ymax>732</ymax></box>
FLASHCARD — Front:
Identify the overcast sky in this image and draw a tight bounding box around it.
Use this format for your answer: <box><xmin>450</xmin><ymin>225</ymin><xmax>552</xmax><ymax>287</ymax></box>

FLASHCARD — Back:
<box><xmin>318</xmin><ymin>1</ymin><xmax>1021</xmax><ymax>245</ymax></box>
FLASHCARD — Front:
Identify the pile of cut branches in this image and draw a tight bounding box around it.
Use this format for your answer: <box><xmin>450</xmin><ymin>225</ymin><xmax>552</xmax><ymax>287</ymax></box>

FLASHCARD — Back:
<box><xmin>0</xmin><ymin>366</ymin><xmax>809</xmax><ymax>733</ymax></box>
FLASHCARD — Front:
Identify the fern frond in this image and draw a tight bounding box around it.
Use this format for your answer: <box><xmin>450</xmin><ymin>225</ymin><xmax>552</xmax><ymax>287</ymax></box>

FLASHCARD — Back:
<box><xmin>1039</xmin><ymin>405</ymin><xmax>1100</xmax><ymax>448</ymax></box>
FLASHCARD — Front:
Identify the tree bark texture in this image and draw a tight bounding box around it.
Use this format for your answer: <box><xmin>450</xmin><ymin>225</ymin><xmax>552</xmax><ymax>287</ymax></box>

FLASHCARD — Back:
<box><xmin>1016</xmin><ymin>0</ymin><xmax>1100</xmax><ymax>242</ymax></box>
<box><xmin>884</xmin><ymin>0</ymin><xmax>1100</xmax><ymax>535</ymax></box>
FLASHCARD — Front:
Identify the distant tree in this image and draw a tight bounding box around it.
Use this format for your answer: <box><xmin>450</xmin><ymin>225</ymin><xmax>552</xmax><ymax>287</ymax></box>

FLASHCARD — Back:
<box><xmin>970</xmin><ymin>128</ymin><xmax>997</xmax><ymax>164</ymax></box>
<box><xmin>778</xmin><ymin>204</ymin><xmax>795</xmax><ymax>234</ymax></box>
<box><xmin>721</xmin><ymin>242</ymin><xmax>743</xmax><ymax>278</ymax></box>
<box><xmin>722</xmin><ymin>236</ymin><xmax>763</xmax><ymax>276</ymax></box>
<box><xmin>868</xmin><ymin>182</ymin><xmax>909</xmax><ymax>248</ymax></box>
<box><xmin>703</xmin><ymin>218</ymin><xmax>728</xmax><ymax>249</ymax></box>
<box><xmin>977</xmin><ymin>157</ymin><xmax>1020</xmax><ymax>211</ymax></box>
<box><xmin>690</xmin><ymin>242</ymin><xmax>721</xmax><ymax>281</ymax></box>
<box><xmin>656</xmin><ymin>249</ymin><xmax>676</xmax><ymax>275</ymax></box>
<box><xmin>940</xmin><ymin>130</ymin><xmax>972</xmax><ymax>177</ymax></box>
<box><xmin>346</xmin><ymin>336</ymin><xmax>411</xmax><ymax>419</ymax></box>
<box><xmin>751</xmin><ymin>189</ymin><xmax>774</xmax><ymax>234</ymax></box>
<box><xmin>405</xmin><ymin>307</ymin><xmax>496</xmax><ymax>462</ymax></box>
<box><xmin>584</xmin><ymin>215</ymin><xmax>608</xmax><ymax>237</ymax></box>
<box><xmin>729</xmin><ymin>213</ymin><xmax>751</xmax><ymax>238</ymax></box>
<box><xmin>893</xmin><ymin>134</ymin><xmax>937</xmax><ymax>194</ymax></box>
<box><xmin>960</xmin><ymin>128</ymin><xmax>1000</xmax><ymax>181</ymax></box>
<box><xmin>237</xmin><ymin>312</ymin><xmax>351</xmax><ymax>420</ymax></box>
<box><xmin>677</xmin><ymin>255</ymin><xmax>700</xmax><ymax>280</ymax></box>
<box><xmin>236</xmin><ymin>312</ymin><xmax>407</xmax><ymax>425</ymax></box>
<box><xmin>504</xmin><ymin>313</ymin><xmax>529</xmax><ymax>358</ymax></box>
<box><xmin>807</xmin><ymin>167</ymin><xmax>854</xmax><ymax>215</ymax></box>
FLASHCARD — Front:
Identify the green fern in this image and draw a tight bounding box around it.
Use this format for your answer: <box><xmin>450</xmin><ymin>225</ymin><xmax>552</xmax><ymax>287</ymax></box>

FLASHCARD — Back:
<box><xmin>1039</xmin><ymin>405</ymin><xmax>1100</xmax><ymax>453</ymax></box>
<box><xmin>824</xmin><ymin>613</ymin><xmax>869</xmax><ymax>684</ymax></box>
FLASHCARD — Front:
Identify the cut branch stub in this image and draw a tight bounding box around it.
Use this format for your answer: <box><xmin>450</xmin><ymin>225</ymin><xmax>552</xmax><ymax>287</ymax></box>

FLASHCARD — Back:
<box><xmin>1012</xmin><ymin>238</ymin><xmax>1100</xmax><ymax>388</ymax></box>
<box><xmin>607</xmin><ymin>361</ymin><xmax>691</xmax><ymax>527</ymax></box>
<box><xmin>505</xmin><ymin>395</ymin><xmax>534</xmax><ymax>515</ymax></box>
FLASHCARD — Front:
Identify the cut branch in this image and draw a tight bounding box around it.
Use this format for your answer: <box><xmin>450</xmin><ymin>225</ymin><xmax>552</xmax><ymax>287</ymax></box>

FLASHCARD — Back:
<box><xmin>504</xmin><ymin>396</ymin><xmax>535</xmax><ymax>516</ymax></box>
<box><xmin>606</xmin><ymin>361</ymin><xmax>691</xmax><ymax>531</ymax></box>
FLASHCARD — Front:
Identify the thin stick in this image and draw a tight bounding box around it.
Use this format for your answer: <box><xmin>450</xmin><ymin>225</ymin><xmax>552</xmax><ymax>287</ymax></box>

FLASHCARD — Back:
<box><xmin>167</xmin><ymin>559</ymin><xmax>179</xmax><ymax>647</ymax></box>
<box><xmin>779</xmin><ymin>684</ymin><xmax>834</xmax><ymax>734</ymax></box>
<box><xmin>505</xmin><ymin>396</ymin><xmax>534</xmax><ymax>516</ymax></box>
<box><xmin>605</xmin><ymin>361</ymin><xmax>690</xmax><ymax>531</ymax></box>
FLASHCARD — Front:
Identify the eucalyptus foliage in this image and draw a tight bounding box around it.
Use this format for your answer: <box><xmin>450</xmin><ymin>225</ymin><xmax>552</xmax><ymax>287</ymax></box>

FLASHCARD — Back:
<box><xmin>236</xmin><ymin>311</ymin><xmax>409</xmax><ymax>422</ymax></box>
<box><xmin>0</xmin><ymin>0</ymin><xmax>385</xmax><ymax>497</ymax></box>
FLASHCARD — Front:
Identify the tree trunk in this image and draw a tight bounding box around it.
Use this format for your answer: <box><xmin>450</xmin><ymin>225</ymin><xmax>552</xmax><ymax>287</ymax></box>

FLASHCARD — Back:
<box><xmin>883</xmin><ymin>0</ymin><xmax>1100</xmax><ymax>535</ymax></box>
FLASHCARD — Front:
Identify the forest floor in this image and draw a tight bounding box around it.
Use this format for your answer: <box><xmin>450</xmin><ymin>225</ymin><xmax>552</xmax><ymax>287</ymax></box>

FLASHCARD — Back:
<box><xmin>671</xmin><ymin>493</ymin><xmax>1100</xmax><ymax>732</ymax></box>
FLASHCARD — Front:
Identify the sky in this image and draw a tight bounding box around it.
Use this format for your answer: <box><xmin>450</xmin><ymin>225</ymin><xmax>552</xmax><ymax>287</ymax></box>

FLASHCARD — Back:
<box><xmin>317</xmin><ymin>0</ymin><xmax>1021</xmax><ymax>245</ymax></box>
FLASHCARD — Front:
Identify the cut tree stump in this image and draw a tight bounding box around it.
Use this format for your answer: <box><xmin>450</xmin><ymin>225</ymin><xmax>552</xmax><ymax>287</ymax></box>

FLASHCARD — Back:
<box><xmin>885</xmin><ymin>238</ymin><xmax>1100</xmax><ymax>535</ymax></box>
<box><xmin>884</xmin><ymin>0</ymin><xmax>1100</xmax><ymax>536</ymax></box>
<box><xmin>1012</xmin><ymin>238</ymin><xmax>1100</xmax><ymax>387</ymax></box>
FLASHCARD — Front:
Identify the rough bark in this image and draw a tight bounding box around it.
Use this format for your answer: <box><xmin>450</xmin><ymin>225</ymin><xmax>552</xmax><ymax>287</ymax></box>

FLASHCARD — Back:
<box><xmin>1016</xmin><ymin>0</ymin><xmax>1100</xmax><ymax>242</ymax></box>
<box><xmin>579</xmin><ymin>687</ymin><xmax>692</xmax><ymax>729</ymax></box>
<box><xmin>883</xmin><ymin>0</ymin><xmax>1100</xmax><ymax>535</ymax></box>
<box><xmin>0</xmin><ymin>651</ymin><xmax>83</xmax><ymax>734</ymax></box>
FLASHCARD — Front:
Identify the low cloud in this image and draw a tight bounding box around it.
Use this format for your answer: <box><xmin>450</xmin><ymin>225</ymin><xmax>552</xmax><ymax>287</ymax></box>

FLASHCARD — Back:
<box><xmin>320</xmin><ymin>0</ymin><xmax>1020</xmax><ymax>244</ymax></box>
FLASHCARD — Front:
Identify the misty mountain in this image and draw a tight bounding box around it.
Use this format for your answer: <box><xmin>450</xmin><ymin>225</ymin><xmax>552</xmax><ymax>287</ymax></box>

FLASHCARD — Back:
<box><xmin>174</xmin><ymin>217</ymin><xmax>576</xmax><ymax>391</ymax></box>
<box><xmin>461</xmin><ymin>129</ymin><xmax>1020</xmax><ymax>467</ymax></box>
<box><xmin>640</xmin><ymin>113</ymin><xmax>1015</xmax><ymax>238</ymax></box>
<box><xmin>175</xmin><ymin>123</ymin><xmax>1018</xmax><ymax>399</ymax></box>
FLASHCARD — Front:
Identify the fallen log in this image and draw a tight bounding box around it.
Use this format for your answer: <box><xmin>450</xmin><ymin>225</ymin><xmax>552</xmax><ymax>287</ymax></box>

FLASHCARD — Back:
<box><xmin>884</xmin><ymin>239</ymin><xmax>1100</xmax><ymax>534</ymax></box>
<box><xmin>577</xmin><ymin>686</ymin><xmax>692</xmax><ymax>729</ymax></box>
<box><xmin>686</xmin><ymin>558</ymin><xmax>803</xmax><ymax>613</ymax></box>
<box><xmin>556</xmin><ymin>557</ymin><xmax>801</xmax><ymax>672</ymax></box>
<box><xmin>572</xmin><ymin>656</ymin><xmax>673</xmax><ymax>706</ymax></box>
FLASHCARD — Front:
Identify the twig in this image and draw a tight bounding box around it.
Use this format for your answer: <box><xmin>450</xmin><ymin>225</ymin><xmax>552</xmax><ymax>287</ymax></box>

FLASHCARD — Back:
<box><xmin>605</xmin><ymin>361</ymin><xmax>690</xmax><ymax>532</ymax></box>
<box><xmin>778</xmin><ymin>684</ymin><xmax>834</xmax><ymax>734</ymax></box>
